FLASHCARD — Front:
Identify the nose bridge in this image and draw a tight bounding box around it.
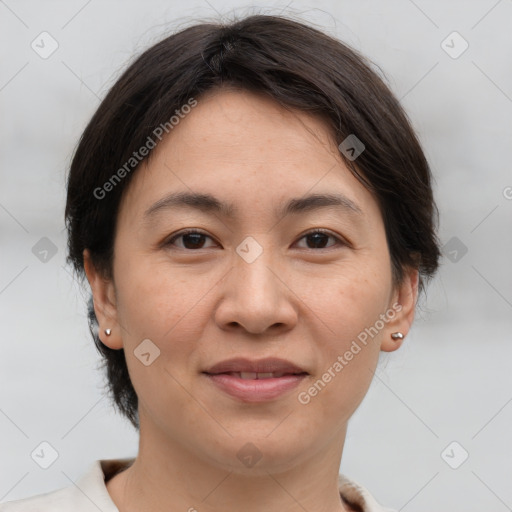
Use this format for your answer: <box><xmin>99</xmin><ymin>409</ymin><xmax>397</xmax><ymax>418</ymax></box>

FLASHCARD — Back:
<box><xmin>214</xmin><ymin>234</ymin><xmax>296</xmax><ymax>333</ymax></box>
<box><xmin>234</xmin><ymin>234</ymin><xmax>279</xmax><ymax>305</ymax></box>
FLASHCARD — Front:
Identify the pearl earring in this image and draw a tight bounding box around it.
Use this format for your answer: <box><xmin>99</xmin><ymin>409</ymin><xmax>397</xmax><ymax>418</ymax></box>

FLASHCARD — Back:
<box><xmin>104</xmin><ymin>328</ymin><xmax>112</xmax><ymax>336</ymax></box>
<box><xmin>391</xmin><ymin>332</ymin><xmax>404</xmax><ymax>340</ymax></box>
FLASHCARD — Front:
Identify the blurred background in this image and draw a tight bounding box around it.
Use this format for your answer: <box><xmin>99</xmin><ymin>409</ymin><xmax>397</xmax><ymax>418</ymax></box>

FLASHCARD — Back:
<box><xmin>1</xmin><ymin>0</ymin><xmax>511</xmax><ymax>510</ymax></box>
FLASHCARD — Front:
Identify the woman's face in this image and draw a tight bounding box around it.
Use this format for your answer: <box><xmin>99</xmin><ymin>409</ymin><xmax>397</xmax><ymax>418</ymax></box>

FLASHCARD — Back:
<box><xmin>85</xmin><ymin>87</ymin><xmax>417</xmax><ymax>473</ymax></box>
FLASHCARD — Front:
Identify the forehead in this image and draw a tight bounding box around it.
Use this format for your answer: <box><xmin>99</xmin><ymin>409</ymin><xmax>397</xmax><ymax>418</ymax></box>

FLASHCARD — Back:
<box><xmin>167</xmin><ymin>87</ymin><xmax>337</xmax><ymax>160</ymax></box>
<box><xmin>117</xmin><ymin>88</ymin><xmax>380</xmax><ymax>227</ymax></box>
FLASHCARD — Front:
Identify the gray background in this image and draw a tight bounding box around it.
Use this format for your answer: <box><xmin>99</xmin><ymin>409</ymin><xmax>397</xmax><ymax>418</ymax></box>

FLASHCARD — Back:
<box><xmin>1</xmin><ymin>0</ymin><xmax>511</xmax><ymax>510</ymax></box>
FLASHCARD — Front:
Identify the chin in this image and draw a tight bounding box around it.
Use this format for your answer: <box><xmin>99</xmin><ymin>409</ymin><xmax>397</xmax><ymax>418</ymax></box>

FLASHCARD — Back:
<box><xmin>202</xmin><ymin>434</ymin><xmax>310</xmax><ymax>476</ymax></box>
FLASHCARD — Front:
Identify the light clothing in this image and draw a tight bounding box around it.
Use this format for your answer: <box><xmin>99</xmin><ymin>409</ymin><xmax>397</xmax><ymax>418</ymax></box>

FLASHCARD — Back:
<box><xmin>0</xmin><ymin>458</ymin><xmax>396</xmax><ymax>512</ymax></box>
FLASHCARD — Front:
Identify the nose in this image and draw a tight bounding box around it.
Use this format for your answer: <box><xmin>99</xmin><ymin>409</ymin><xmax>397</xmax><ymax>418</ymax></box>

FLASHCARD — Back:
<box><xmin>214</xmin><ymin>244</ymin><xmax>298</xmax><ymax>335</ymax></box>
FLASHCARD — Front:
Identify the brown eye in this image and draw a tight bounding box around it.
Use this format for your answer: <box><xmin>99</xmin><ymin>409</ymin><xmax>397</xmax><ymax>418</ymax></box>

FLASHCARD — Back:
<box><xmin>165</xmin><ymin>229</ymin><xmax>345</xmax><ymax>251</ymax></box>
<box><xmin>295</xmin><ymin>230</ymin><xmax>344</xmax><ymax>250</ymax></box>
<box><xmin>166</xmin><ymin>230</ymin><xmax>216</xmax><ymax>250</ymax></box>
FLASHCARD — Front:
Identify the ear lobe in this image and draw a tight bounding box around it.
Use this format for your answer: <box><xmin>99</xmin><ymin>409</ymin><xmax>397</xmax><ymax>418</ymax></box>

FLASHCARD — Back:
<box><xmin>380</xmin><ymin>267</ymin><xmax>419</xmax><ymax>353</ymax></box>
<box><xmin>83</xmin><ymin>249</ymin><xmax>123</xmax><ymax>350</ymax></box>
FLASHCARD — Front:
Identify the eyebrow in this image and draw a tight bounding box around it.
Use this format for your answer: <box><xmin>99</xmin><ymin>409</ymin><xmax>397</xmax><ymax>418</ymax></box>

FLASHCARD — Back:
<box><xmin>143</xmin><ymin>191</ymin><xmax>363</xmax><ymax>223</ymax></box>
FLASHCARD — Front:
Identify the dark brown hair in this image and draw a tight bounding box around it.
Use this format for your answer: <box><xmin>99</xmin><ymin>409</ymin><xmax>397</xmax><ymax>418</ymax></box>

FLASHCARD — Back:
<box><xmin>65</xmin><ymin>13</ymin><xmax>441</xmax><ymax>430</ymax></box>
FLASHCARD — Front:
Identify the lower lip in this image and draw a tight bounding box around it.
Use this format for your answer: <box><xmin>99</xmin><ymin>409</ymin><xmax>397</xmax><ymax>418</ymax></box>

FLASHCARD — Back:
<box><xmin>204</xmin><ymin>373</ymin><xmax>307</xmax><ymax>402</ymax></box>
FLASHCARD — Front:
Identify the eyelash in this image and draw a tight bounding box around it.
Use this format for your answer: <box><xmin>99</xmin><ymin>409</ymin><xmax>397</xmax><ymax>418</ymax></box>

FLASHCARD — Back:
<box><xmin>165</xmin><ymin>228</ymin><xmax>347</xmax><ymax>251</ymax></box>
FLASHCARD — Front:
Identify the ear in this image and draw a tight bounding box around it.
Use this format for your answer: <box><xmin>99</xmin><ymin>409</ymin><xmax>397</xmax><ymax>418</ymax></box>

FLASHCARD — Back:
<box><xmin>83</xmin><ymin>248</ymin><xmax>123</xmax><ymax>350</ymax></box>
<box><xmin>380</xmin><ymin>267</ymin><xmax>419</xmax><ymax>352</ymax></box>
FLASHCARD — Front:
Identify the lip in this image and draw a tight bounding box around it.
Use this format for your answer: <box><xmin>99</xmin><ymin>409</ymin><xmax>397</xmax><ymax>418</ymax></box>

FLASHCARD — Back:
<box><xmin>203</xmin><ymin>357</ymin><xmax>308</xmax><ymax>402</ymax></box>
<box><xmin>204</xmin><ymin>373</ymin><xmax>307</xmax><ymax>402</ymax></box>
<box><xmin>204</xmin><ymin>357</ymin><xmax>307</xmax><ymax>375</ymax></box>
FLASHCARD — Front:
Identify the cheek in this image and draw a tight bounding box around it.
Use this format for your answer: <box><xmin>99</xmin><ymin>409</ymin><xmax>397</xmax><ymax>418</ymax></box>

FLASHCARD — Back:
<box><xmin>306</xmin><ymin>258</ymin><xmax>391</xmax><ymax>339</ymax></box>
<box><xmin>114</xmin><ymin>250</ymin><xmax>199</xmax><ymax>337</ymax></box>
<box><xmin>113</xmin><ymin>255</ymin><xmax>226</xmax><ymax>394</ymax></box>
<box><xmin>113</xmin><ymin>261</ymin><xmax>208</xmax><ymax>415</ymax></box>
<box><xmin>301</xmin><ymin>263</ymin><xmax>390</xmax><ymax>405</ymax></box>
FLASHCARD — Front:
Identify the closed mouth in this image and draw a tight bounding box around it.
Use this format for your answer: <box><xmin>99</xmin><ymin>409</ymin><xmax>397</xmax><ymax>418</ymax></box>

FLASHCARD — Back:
<box><xmin>206</xmin><ymin>371</ymin><xmax>307</xmax><ymax>379</ymax></box>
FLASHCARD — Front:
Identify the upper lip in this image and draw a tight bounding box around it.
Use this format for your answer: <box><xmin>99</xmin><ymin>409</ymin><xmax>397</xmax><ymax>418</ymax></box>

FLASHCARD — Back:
<box><xmin>204</xmin><ymin>357</ymin><xmax>308</xmax><ymax>375</ymax></box>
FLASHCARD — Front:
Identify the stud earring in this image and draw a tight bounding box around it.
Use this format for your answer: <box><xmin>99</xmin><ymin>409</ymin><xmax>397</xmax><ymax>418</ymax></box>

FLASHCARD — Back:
<box><xmin>391</xmin><ymin>332</ymin><xmax>404</xmax><ymax>340</ymax></box>
<box><xmin>104</xmin><ymin>328</ymin><xmax>112</xmax><ymax>336</ymax></box>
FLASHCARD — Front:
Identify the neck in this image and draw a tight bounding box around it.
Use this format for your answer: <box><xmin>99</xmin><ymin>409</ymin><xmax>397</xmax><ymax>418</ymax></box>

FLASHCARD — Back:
<box><xmin>107</xmin><ymin>415</ymin><xmax>352</xmax><ymax>512</ymax></box>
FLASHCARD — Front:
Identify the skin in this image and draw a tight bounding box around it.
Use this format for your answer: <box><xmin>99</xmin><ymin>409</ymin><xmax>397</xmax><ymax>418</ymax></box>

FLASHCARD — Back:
<box><xmin>84</xmin><ymin>87</ymin><xmax>418</xmax><ymax>512</ymax></box>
